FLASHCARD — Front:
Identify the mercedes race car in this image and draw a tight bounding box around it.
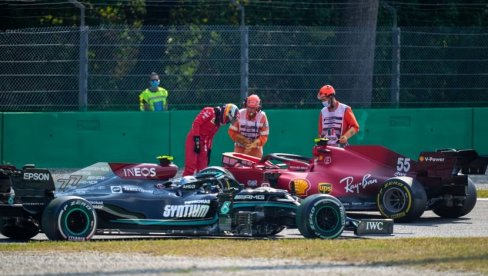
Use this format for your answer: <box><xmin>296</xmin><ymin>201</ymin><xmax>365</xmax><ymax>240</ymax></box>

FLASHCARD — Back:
<box><xmin>220</xmin><ymin>138</ymin><xmax>488</xmax><ymax>222</ymax></box>
<box><xmin>0</xmin><ymin>157</ymin><xmax>392</xmax><ymax>241</ymax></box>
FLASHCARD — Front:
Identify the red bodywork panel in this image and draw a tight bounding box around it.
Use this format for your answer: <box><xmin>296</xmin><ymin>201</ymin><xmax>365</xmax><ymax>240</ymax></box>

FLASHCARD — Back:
<box><xmin>221</xmin><ymin>144</ymin><xmax>482</xmax><ymax>211</ymax></box>
<box><xmin>110</xmin><ymin>162</ymin><xmax>178</xmax><ymax>180</ymax></box>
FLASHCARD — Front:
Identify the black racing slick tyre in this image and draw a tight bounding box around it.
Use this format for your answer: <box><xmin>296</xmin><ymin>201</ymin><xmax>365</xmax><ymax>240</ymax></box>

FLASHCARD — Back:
<box><xmin>296</xmin><ymin>194</ymin><xmax>346</xmax><ymax>239</ymax></box>
<box><xmin>377</xmin><ymin>177</ymin><xmax>427</xmax><ymax>222</ymax></box>
<box><xmin>433</xmin><ymin>178</ymin><xmax>477</xmax><ymax>219</ymax></box>
<box><xmin>41</xmin><ymin>196</ymin><xmax>97</xmax><ymax>241</ymax></box>
<box><xmin>0</xmin><ymin>218</ymin><xmax>39</xmax><ymax>240</ymax></box>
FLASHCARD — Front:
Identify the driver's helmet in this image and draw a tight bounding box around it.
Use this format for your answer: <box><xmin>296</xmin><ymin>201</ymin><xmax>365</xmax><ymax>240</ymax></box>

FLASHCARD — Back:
<box><xmin>222</xmin><ymin>103</ymin><xmax>239</xmax><ymax>124</ymax></box>
<box><xmin>174</xmin><ymin>175</ymin><xmax>197</xmax><ymax>186</ymax></box>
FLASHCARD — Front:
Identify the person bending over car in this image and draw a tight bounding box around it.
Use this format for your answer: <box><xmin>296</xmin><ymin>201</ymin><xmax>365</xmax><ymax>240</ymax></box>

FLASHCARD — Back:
<box><xmin>228</xmin><ymin>94</ymin><xmax>269</xmax><ymax>158</ymax></box>
<box><xmin>183</xmin><ymin>103</ymin><xmax>239</xmax><ymax>176</ymax></box>
<box><xmin>317</xmin><ymin>84</ymin><xmax>359</xmax><ymax>146</ymax></box>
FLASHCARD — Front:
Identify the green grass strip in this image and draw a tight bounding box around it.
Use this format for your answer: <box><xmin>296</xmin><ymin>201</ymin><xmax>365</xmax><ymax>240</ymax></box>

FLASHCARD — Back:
<box><xmin>477</xmin><ymin>189</ymin><xmax>488</xmax><ymax>198</ymax></box>
<box><xmin>1</xmin><ymin>237</ymin><xmax>487</xmax><ymax>274</ymax></box>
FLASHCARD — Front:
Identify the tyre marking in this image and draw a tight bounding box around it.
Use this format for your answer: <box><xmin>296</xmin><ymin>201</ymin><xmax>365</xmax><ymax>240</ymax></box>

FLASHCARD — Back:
<box><xmin>57</xmin><ymin>199</ymin><xmax>96</xmax><ymax>241</ymax></box>
<box><xmin>377</xmin><ymin>181</ymin><xmax>412</xmax><ymax>219</ymax></box>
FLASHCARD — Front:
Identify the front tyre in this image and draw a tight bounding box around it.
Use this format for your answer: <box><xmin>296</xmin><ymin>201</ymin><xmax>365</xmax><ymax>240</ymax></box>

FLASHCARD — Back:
<box><xmin>296</xmin><ymin>194</ymin><xmax>346</xmax><ymax>239</ymax></box>
<box><xmin>41</xmin><ymin>196</ymin><xmax>97</xmax><ymax>241</ymax></box>
<box><xmin>377</xmin><ymin>177</ymin><xmax>427</xmax><ymax>222</ymax></box>
<box><xmin>433</xmin><ymin>178</ymin><xmax>477</xmax><ymax>218</ymax></box>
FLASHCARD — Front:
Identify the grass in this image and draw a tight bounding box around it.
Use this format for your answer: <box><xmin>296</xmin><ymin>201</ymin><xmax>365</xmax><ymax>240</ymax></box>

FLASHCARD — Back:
<box><xmin>1</xmin><ymin>184</ymin><xmax>486</xmax><ymax>273</ymax></box>
<box><xmin>477</xmin><ymin>189</ymin><xmax>488</xmax><ymax>198</ymax></box>
<box><xmin>1</xmin><ymin>238</ymin><xmax>487</xmax><ymax>274</ymax></box>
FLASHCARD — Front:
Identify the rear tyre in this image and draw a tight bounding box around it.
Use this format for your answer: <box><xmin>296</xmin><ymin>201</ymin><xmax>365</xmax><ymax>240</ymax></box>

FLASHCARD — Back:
<box><xmin>377</xmin><ymin>177</ymin><xmax>427</xmax><ymax>222</ymax></box>
<box><xmin>0</xmin><ymin>218</ymin><xmax>39</xmax><ymax>240</ymax></box>
<box><xmin>296</xmin><ymin>194</ymin><xmax>346</xmax><ymax>239</ymax></box>
<box><xmin>433</xmin><ymin>178</ymin><xmax>477</xmax><ymax>218</ymax></box>
<box><xmin>41</xmin><ymin>196</ymin><xmax>97</xmax><ymax>241</ymax></box>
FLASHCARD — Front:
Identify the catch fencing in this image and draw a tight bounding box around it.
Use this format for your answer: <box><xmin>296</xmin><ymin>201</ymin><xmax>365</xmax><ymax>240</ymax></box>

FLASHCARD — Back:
<box><xmin>0</xmin><ymin>25</ymin><xmax>487</xmax><ymax>111</ymax></box>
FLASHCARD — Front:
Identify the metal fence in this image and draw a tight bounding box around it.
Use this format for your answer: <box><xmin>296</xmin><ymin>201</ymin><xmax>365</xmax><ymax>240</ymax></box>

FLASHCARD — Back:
<box><xmin>1</xmin><ymin>25</ymin><xmax>487</xmax><ymax>111</ymax></box>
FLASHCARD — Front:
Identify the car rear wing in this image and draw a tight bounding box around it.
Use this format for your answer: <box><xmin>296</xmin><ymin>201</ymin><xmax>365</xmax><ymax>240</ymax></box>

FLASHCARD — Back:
<box><xmin>0</xmin><ymin>165</ymin><xmax>55</xmax><ymax>215</ymax></box>
<box><xmin>416</xmin><ymin>149</ymin><xmax>488</xmax><ymax>178</ymax></box>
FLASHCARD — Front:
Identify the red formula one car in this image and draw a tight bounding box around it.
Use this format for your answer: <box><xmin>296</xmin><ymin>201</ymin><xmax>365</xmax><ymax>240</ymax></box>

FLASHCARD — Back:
<box><xmin>217</xmin><ymin>138</ymin><xmax>488</xmax><ymax>222</ymax></box>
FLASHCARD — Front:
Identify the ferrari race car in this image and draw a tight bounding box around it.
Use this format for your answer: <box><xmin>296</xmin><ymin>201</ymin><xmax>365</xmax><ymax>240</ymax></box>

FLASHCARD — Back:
<box><xmin>0</xmin><ymin>157</ymin><xmax>392</xmax><ymax>241</ymax></box>
<box><xmin>220</xmin><ymin>138</ymin><xmax>488</xmax><ymax>222</ymax></box>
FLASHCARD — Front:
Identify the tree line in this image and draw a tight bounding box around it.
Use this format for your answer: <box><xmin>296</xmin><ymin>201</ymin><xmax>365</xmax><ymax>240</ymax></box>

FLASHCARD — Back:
<box><xmin>1</xmin><ymin>0</ymin><xmax>487</xmax><ymax>31</ymax></box>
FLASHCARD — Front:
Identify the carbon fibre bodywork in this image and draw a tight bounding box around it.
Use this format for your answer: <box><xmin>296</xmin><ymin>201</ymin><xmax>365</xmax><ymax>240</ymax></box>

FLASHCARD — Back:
<box><xmin>0</xmin><ymin>159</ymin><xmax>393</xmax><ymax>240</ymax></box>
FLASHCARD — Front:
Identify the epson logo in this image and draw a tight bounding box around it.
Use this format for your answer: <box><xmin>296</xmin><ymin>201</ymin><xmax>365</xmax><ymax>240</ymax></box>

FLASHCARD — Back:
<box><xmin>234</xmin><ymin>194</ymin><xmax>265</xmax><ymax>200</ymax></box>
<box><xmin>23</xmin><ymin>172</ymin><xmax>50</xmax><ymax>181</ymax></box>
<box><xmin>123</xmin><ymin>167</ymin><xmax>156</xmax><ymax>177</ymax></box>
<box><xmin>182</xmin><ymin>184</ymin><xmax>197</xmax><ymax>189</ymax></box>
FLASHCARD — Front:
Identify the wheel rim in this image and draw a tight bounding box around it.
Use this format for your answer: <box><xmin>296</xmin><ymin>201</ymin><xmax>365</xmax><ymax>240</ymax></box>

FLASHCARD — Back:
<box><xmin>63</xmin><ymin>208</ymin><xmax>90</xmax><ymax>236</ymax></box>
<box><xmin>314</xmin><ymin>206</ymin><xmax>340</xmax><ymax>233</ymax></box>
<box><xmin>382</xmin><ymin>187</ymin><xmax>407</xmax><ymax>213</ymax></box>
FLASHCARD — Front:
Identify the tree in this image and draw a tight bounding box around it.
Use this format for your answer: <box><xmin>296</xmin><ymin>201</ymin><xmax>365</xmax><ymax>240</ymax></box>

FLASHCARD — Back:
<box><xmin>333</xmin><ymin>0</ymin><xmax>379</xmax><ymax>108</ymax></box>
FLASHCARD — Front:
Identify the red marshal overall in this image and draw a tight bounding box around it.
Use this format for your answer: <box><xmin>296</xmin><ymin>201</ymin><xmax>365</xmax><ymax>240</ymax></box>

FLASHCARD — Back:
<box><xmin>182</xmin><ymin>107</ymin><xmax>221</xmax><ymax>176</ymax></box>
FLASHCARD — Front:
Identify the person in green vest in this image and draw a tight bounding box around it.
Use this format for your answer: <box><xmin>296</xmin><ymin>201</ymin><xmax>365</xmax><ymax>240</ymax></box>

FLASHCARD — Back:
<box><xmin>139</xmin><ymin>72</ymin><xmax>169</xmax><ymax>111</ymax></box>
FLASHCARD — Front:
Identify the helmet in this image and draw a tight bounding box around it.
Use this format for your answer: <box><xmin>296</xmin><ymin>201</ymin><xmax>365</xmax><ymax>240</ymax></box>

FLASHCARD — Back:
<box><xmin>172</xmin><ymin>175</ymin><xmax>197</xmax><ymax>187</ymax></box>
<box><xmin>246</xmin><ymin>94</ymin><xmax>261</xmax><ymax>108</ymax></box>
<box><xmin>222</xmin><ymin>103</ymin><xmax>239</xmax><ymax>124</ymax></box>
<box><xmin>317</xmin><ymin>85</ymin><xmax>335</xmax><ymax>100</ymax></box>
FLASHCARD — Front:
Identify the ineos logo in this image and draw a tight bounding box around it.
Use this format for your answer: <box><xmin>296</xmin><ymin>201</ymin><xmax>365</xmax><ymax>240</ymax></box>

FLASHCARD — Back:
<box><xmin>123</xmin><ymin>167</ymin><xmax>156</xmax><ymax>177</ymax></box>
